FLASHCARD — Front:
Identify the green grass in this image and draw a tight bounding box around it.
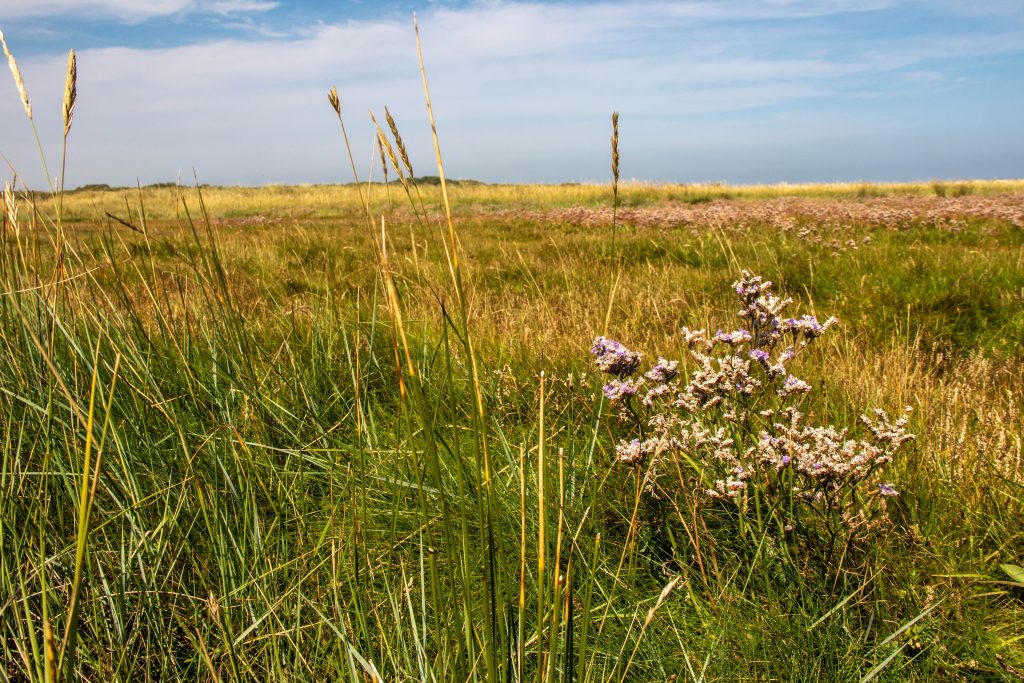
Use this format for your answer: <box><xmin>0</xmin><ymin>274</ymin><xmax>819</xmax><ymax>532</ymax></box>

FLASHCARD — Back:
<box><xmin>2</xmin><ymin>175</ymin><xmax>1022</xmax><ymax>681</ymax></box>
<box><xmin>2</xmin><ymin>43</ymin><xmax>1023</xmax><ymax>680</ymax></box>
<box><xmin>53</xmin><ymin>177</ymin><xmax>1024</xmax><ymax>215</ymax></box>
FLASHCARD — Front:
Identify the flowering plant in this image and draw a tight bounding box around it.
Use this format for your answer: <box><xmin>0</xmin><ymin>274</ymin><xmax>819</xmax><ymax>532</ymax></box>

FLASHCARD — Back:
<box><xmin>593</xmin><ymin>272</ymin><xmax>914</xmax><ymax>563</ymax></box>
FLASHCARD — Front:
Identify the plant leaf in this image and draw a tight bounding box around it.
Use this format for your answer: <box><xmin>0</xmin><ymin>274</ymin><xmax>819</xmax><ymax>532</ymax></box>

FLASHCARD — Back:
<box><xmin>1000</xmin><ymin>564</ymin><xmax>1024</xmax><ymax>584</ymax></box>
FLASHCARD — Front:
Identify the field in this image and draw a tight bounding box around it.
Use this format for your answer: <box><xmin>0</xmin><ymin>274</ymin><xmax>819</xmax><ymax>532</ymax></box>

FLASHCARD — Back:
<box><xmin>2</xmin><ymin>172</ymin><xmax>1024</xmax><ymax>682</ymax></box>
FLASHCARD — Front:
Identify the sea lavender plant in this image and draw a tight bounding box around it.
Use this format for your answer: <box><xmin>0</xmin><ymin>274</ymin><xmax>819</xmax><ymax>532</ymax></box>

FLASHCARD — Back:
<box><xmin>593</xmin><ymin>271</ymin><xmax>914</xmax><ymax>566</ymax></box>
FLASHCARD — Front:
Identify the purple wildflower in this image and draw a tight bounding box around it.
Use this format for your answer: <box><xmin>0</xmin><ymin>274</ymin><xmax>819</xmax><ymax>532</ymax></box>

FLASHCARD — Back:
<box><xmin>779</xmin><ymin>375</ymin><xmax>812</xmax><ymax>398</ymax></box>
<box><xmin>714</xmin><ymin>329</ymin><xmax>753</xmax><ymax>345</ymax></box>
<box><xmin>786</xmin><ymin>315</ymin><xmax>837</xmax><ymax>340</ymax></box>
<box><xmin>877</xmin><ymin>483</ymin><xmax>899</xmax><ymax>497</ymax></box>
<box><xmin>603</xmin><ymin>378</ymin><xmax>641</xmax><ymax>402</ymax></box>
<box><xmin>591</xmin><ymin>336</ymin><xmax>642</xmax><ymax>377</ymax></box>
<box><xmin>644</xmin><ymin>357</ymin><xmax>679</xmax><ymax>383</ymax></box>
<box><xmin>615</xmin><ymin>437</ymin><xmax>666</xmax><ymax>466</ymax></box>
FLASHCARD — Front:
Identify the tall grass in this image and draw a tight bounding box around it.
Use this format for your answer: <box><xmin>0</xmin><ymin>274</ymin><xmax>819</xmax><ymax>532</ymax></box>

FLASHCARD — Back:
<box><xmin>1</xmin><ymin>24</ymin><xmax>1023</xmax><ymax>682</ymax></box>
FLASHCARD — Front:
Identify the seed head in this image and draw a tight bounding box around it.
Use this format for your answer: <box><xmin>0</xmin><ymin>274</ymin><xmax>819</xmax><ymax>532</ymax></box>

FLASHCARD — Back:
<box><xmin>369</xmin><ymin>111</ymin><xmax>405</xmax><ymax>181</ymax></box>
<box><xmin>611</xmin><ymin>111</ymin><xmax>620</xmax><ymax>186</ymax></box>
<box><xmin>1</xmin><ymin>29</ymin><xmax>32</xmax><ymax>120</ymax></box>
<box><xmin>63</xmin><ymin>49</ymin><xmax>77</xmax><ymax>137</ymax></box>
<box><xmin>327</xmin><ymin>86</ymin><xmax>340</xmax><ymax>116</ymax></box>
<box><xmin>376</xmin><ymin>137</ymin><xmax>388</xmax><ymax>184</ymax></box>
<box><xmin>384</xmin><ymin>107</ymin><xmax>414</xmax><ymax>178</ymax></box>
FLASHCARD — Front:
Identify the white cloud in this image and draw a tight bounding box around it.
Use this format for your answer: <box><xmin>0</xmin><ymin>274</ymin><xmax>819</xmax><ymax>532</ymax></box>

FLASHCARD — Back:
<box><xmin>207</xmin><ymin>1</ymin><xmax>278</xmax><ymax>15</ymax></box>
<box><xmin>0</xmin><ymin>0</ymin><xmax>276</xmax><ymax>22</ymax></box>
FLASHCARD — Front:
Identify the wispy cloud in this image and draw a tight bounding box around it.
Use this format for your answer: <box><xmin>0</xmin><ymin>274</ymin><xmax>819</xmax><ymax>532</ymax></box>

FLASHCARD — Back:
<box><xmin>1</xmin><ymin>1</ymin><xmax>1022</xmax><ymax>186</ymax></box>
<box><xmin>207</xmin><ymin>1</ymin><xmax>278</xmax><ymax>15</ymax></box>
<box><xmin>0</xmin><ymin>0</ymin><xmax>276</xmax><ymax>22</ymax></box>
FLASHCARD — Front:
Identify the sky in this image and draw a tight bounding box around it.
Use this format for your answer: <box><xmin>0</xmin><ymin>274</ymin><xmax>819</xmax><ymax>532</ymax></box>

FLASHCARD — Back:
<box><xmin>0</xmin><ymin>0</ymin><xmax>1022</xmax><ymax>188</ymax></box>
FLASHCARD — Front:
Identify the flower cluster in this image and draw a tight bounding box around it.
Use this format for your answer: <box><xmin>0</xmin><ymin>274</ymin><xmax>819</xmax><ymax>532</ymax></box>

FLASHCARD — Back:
<box><xmin>747</xmin><ymin>407</ymin><xmax>907</xmax><ymax>500</ymax></box>
<box><xmin>591</xmin><ymin>336</ymin><xmax>642</xmax><ymax>377</ymax></box>
<box><xmin>592</xmin><ymin>271</ymin><xmax>913</xmax><ymax>531</ymax></box>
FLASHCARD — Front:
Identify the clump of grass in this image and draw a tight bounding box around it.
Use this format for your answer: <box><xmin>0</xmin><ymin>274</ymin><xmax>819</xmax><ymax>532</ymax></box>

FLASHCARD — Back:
<box><xmin>932</xmin><ymin>180</ymin><xmax>976</xmax><ymax>198</ymax></box>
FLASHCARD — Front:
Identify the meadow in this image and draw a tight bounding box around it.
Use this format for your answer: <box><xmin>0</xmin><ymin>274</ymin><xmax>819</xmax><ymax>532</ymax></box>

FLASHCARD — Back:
<box><xmin>2</xmin><ymin>35</ymin><xmax>1024</xmax><ymax>683</ymax></box>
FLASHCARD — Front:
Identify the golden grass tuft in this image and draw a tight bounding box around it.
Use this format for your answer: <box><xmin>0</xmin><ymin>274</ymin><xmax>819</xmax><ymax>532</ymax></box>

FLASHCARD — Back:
<box><xmin>63</xmin><ymin>49</ymin><xmax>77</xmax><ymax>137</ymax></box>
<box><xmin>0</xmin><ymin>28</ymin><xmax>31</xmax><ymax>119</ymax></box>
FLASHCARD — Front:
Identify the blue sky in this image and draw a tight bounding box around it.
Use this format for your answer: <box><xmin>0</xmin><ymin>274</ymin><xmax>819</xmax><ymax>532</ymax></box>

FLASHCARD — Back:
<box><xmin>1</xmin><ymin>0</ymin><xmax>1022</xmax><ymax>187</ymax></box>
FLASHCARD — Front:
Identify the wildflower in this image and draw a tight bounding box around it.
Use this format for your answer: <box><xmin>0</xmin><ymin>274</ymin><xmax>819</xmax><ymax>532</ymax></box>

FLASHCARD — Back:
<box><xmin>778</xmin><ymin>375</ymin><xmax>812</xmax><ymax>398</ymax></box>
<box><xmin>603</xmin><ymin>378</ymin><xmax>641</xmax><ymax>402</ymax></box>
<box><xmin>644</xmin><ymin>357</ymin><xmax>679</xmax><ymax>383</ymax></box>
<box><xmin>749</xmin><ymin>349</ymin><xmax>770</xmax><ymax>364</ymax></box>
<box><xmin>861</xmin><ymin>408</ymin><xmax>915</xmax><ymax>450</ymax></box>
<box><xmin>596</xmin><ymin>270</ymin><xmax>912</xmax><ymax>539</ymax></box>
<box><xmin>733</xmin><ymin>271</ymin><xmax>794</xmax><ymax>346</ymax></box>
<box><xmin>877</xmin><ymin>483</ymin><xmax>899</xmax><ymax>497</ymax></box>
<box><xmin>682</xmin><ymin>353</ymin><xmax>760</xmax><ymax>409</ymax></box>
<box><xmin>714</xmin><ymin>329</ymin><xmax>752</xmax><ymax>345</ymax></box>
<box><xmin>785</xmin><ymin>315</ymin><xmax>837</xmax><ymax>340</ymax></box>
<box><xmin>681</xmin><ymin>327</ymin><xmax>712</xmax><ymax>351</ymax></box>
<box><xmin>615</xmin><ymin>437</ymin><xmax>666</xmax><ymax>466</ymax></box>
<box><xmin>641</xmin><ymin>381</ymin><xmax>673</xmax><ymax>407</ymax></box>
<box><xmin>707</xmin><ymin>474</ymin><xmax>745</xmax><ymax>499</ymax></box>
<box><xmin>640</xmin><ymin>357</ymin><xmax>681</xmax><ymax>410</ymax></box>
<box><xmin>616</xmin><ymin>438</ymin><xmax>645</xmax><ymax>465</ymax></box>
<box><xmin>591</xmin><ymin>336</ymin><xmax>642</xmax><ymax>377</ymax></box>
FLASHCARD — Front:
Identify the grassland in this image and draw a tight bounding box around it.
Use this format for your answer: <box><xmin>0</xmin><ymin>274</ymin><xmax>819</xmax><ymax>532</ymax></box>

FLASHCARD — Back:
<box><xmin>2</xmin><ymin>174</ymin><xmax>1023</xmax><ymax>681</ymax></box>
<box><xmin>4</xmin><ymin>22</ymin><xmax>1024</xmax><ymax>680</ymax></box>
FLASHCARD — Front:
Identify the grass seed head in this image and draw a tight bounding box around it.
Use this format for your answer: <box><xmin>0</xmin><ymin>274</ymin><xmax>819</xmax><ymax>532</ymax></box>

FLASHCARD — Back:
<box><xmin>611</xmin><ymin>111</ymin><xmax>620</xmax><ymax>187</ymax></box>
<box><xmin>63</xmin><ymin>49</ymin><xmax>77</xmax><ymax>137</ymax></box>
<box><xmin>384</xmin><ymin>107</ymin><xmax>414</xmax><ymax>178</ymax></box>
<box><xmin>370</xmin><ymin>111</ymin><xmax>405</xmax><ymax>181</ymax></box>
<box><xmin>1</xmin><ymin>29</ymin><xmax>32</xmax><ymax>120</ymax></box>
<box><xmin>376</xmin><ymin>137</ymin><xmax>388</xmax><ymax>183</ymax></box>
<box><xmin>327</xmin><ymin>86</ymin><xmax>341</xmax><ymax>116</ymax></box>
